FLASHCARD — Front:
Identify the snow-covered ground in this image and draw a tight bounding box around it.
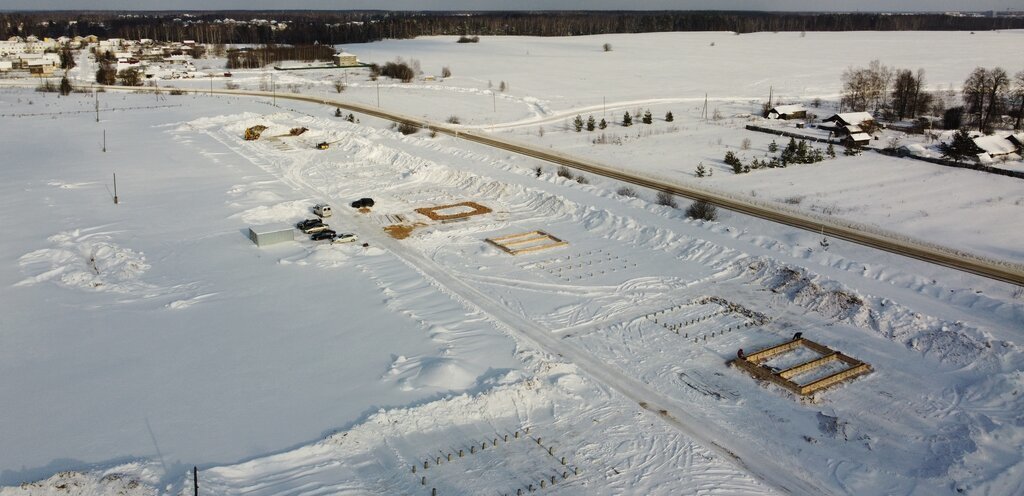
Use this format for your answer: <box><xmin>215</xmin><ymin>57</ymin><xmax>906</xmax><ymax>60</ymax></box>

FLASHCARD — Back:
<box><xmin>2</xmin><ymin>31</ymin><xmax>1024</xmax><ymax>496</ymax></box>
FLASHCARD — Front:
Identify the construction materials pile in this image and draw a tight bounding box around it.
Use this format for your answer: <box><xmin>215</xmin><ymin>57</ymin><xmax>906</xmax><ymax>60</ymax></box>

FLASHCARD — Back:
<box><xmin>244</xmin><ymin>125</ymin><xmax>269</xmax><ymax>141</ymax></box>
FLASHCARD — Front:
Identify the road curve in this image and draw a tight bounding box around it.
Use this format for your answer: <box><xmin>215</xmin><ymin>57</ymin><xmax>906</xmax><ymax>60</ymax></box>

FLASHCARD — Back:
<box><xmin>36</xmin><ymin>82</ymin><xmax>1023</xmax><ymax>286</ymax></box>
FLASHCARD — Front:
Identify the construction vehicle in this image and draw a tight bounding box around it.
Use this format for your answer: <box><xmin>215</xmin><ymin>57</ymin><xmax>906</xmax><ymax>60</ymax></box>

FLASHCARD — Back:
<box><xmin>316</xmin><ymin>142</ymin><xmax>330</xmax><ymax>150</ymax></box>
<box><xmin>244</xmin><ymin>125</ymin><xmax>268</xmax><ymax>141</ymax></box>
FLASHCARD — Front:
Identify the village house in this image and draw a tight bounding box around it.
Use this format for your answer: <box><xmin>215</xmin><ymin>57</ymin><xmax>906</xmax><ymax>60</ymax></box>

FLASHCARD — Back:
<box><xmin>766</xmin><ymin>104</ymin><xmax>807</xmax><ymax>120</ymax></box>
<box><xmin>821</xmin><ymin>112</ymin><xmax>875</xmax><ymax>146</ymax></box>
<box><xmin>333</xmin><ymin>51</ymin><xmax>359</xmax><ymax>67</ymax></box>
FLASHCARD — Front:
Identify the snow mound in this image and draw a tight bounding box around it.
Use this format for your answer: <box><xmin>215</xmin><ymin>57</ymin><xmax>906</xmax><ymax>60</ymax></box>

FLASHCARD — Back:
<box><xmin>398</xmin><ymin>357</ymin><xmax>478</xmax><ymax>391</ymax></box>
<box><xmin>0</xmin><ymin>462</ymin><xmax>159</xmax><ymax>496</ymax></box>
<box><xmin>230</xmin><ymin>199</ymin><xmax>311</xmax><ymax>225</ymax></box>
<box><xmin>16</xmin><ymin>230</ymin><xmax>152</xmax><ymax>294</ymax></box>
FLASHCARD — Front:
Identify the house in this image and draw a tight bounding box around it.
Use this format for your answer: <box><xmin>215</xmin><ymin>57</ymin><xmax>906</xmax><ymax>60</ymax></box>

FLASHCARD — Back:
<box><xmin>766</xmin><ymin>104</ymin><xmax>807</xmax><ymax>120</ymax></box>
<box><xmin>822</xmin><ymin>112</ymin><xmax>875</xmax><ymax>128</ymax></box>
<box><xmin>822</xmin><ymin>112</ymin><xmax>875</xmax><ymax>145</ymax></box>
<box><xmin>0</xmin><ymin>60</ymin><xmax>13</xmax><ymax>72</ymax></box>
<box><xmin>333</xmin><ymin>51</ymin><xmax>358</xmax><ymax>67</ymax></box>
<box><xmin>972</xmin><ymin>134</ymin><xmax>1021</xmax><ymax>162</ymax></box>
<box><xmin>28</xmin><ymin>61</ymin><xmax>55</xmax><ymax>76</ymax></box>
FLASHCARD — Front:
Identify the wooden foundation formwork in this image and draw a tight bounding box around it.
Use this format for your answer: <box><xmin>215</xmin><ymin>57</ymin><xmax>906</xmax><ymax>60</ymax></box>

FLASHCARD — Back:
<box><xmin>486</xmin><ymin>231</ymin><xmax>568</xmax><ymax>255</ymax></box>
<box><xmin>730</xmin><ymin>338</ymin><xmax>871</xmax><ymax>396</ymax></box>
<box><xmin>415</xmin><ymin>201</ymin><xmax>493</xmax><ymax>222</ymax></box>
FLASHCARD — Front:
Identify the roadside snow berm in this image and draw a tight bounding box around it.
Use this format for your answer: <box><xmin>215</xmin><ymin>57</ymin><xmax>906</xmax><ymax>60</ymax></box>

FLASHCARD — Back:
<box><xmin>730</xmin><ymin>334</ymin><xmax>871</xmax><ymax>396</ymax></box>
<box><xmin>244</xmin><ymin>125</ymin><xmax>269</xmax><ymax>141</ymax></box>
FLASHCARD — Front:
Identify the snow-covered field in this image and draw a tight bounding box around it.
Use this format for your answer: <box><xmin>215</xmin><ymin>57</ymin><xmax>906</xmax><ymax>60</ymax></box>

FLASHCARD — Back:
<box><xmin>2</xmin><ymin>31</ymin><xmax>1024</xmax><ymax>496</ymax></box>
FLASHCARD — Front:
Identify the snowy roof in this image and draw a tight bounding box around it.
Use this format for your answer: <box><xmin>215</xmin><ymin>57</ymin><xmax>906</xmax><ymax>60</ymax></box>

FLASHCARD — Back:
<box><xmin>847</xmin><ymin>132</ymin><xmax>871</xmax><ymax>142</ymax></box>
<box><xmin>335</xmin><ymin>51</ymin><xmax>357</xmax><ymax>57</ymax></box>
<box><xmin>826</xmin><ymin>112</ymin><xmax>874</xmax><ymax>126</ymax></box>
<box><xmin>972</xmin><ymin>135</ymin><xmax>1016</xmax><ymax>156</ymax></box>
<box><xmin>843</xmin><ymin>125</ymin><xmax>863</xmax><ymax>134</ymax></box>
<box><xmin>770</xmin><ymin>104</ymin><xmax>805</xmax><ymax>114</ymax></box>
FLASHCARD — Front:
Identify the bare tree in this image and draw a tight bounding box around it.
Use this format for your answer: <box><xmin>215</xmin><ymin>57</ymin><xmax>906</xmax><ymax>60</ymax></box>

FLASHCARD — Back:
<box><xmin>963</xmin><ymin>67</ymin><xmax>990</xmax><ymax>131</ymax></box>
<box><xmin>603</xmin><ymin>43</ymin><xmax>613</xmax><ymax>52</ymax></box>
<box><xmin>656</xmin><ymin>191</ymin><xmax>677</xmax><ymax>208</ymax></box>
<box><xmin>984</xmin><ymin>67</ymin><xmax>1009</xmax><ymax>132</ymax></box>
<box><xmin>1013</xmin><ymin>70</ymin><xmax>1024</xmax><ymax>130</ymax></box>
<box><xmin>441</xmin><ymin>66</ymin><xmax>451</xmax><ymax>78</ymax></box>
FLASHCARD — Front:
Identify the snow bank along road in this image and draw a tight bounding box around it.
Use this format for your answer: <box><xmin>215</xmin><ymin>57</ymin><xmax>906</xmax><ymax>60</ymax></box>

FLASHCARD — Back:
<box><xmin>152</xmin><ymin>85</ymin><xmax>1024</xmax><ymax>286</ymax></box>
<box><xmin>11</xmin><ymin>81</ymin><xmax>1022</xmax><ymax>285</ymax></box>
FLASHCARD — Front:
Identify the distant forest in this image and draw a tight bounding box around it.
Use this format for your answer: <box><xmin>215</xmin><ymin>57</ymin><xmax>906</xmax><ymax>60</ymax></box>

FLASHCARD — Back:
<box><xmin>3</xmin><ymin>11</ymin><xmax>1023</xmax><ymax>45</ymax></box>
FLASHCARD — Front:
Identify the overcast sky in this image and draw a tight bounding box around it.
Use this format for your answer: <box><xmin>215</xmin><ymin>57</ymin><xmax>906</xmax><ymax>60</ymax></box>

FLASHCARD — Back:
<box><xmin>4</xmin><ymin>1</ymin><xmax>1023</xmax><ymax>12</ymax></box>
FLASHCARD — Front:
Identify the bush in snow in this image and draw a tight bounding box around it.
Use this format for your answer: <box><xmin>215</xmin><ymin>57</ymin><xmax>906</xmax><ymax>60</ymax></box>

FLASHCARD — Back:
<box><xmin>686</xmin><ymin>200</ymin><xmax>719</xmax><ymax>221</ymax></box>
<box><xmin>656</xmin><ymin>191</ymin><xmax>677</xmax><ymax>208</ymax></box>
<box><xmin>557</xmin><ymin>166</ymin><xmax>574</xmax><ymax>179</ymax></box>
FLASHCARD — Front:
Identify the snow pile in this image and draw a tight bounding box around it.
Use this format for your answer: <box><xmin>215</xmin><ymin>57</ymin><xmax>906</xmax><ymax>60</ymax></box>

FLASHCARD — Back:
<box><xmin>16</xmin><ymin>229</ymin><xmax>152</xmax><ymax>294</ymax></box>
<box><xmin>0</xmin><ymin>463</ymin><xmax>160</xmax><ymax>496</ymax></box>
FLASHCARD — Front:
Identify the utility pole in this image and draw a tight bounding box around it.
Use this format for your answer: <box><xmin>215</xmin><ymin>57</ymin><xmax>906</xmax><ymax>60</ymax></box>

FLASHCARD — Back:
<box><xmin>492</xmin><ymin>91</ymin><xmax>496</xmax><ymax>112</ymax></box>
<box><xmin>209</xmin><ymin>72</ymin><xmax>213</xmax><ymax>96</ymax></box>
<box><xmin>272</xmin><ymin>74</ymin><xmax>276</xmax><ymax>106</ymax></box>
<box><xmin>376</xmin><ymin>81</ymin><xmax>380</xmax><ymax>107</ymax></box>
<box><xmin>95</xmin><ymin>90</ymin><xmax>99</xmax><ymax>122</ymax></box>
<box><xmin>193</xmin><ymin>466</ymin><xmax>199</xmax><ymax>496</ymax></box>
<box><xmin>113</xmin><ymin>172</ymin><xmax>118</xmax><ymax>204</ymax></box>
<box><xmin>103</xmin><ymin>129</ymin><xmax>106</xmax><ymax>153</ymax></box>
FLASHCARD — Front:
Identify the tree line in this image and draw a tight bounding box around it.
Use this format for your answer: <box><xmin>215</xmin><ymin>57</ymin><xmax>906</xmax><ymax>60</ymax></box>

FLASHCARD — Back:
<box><xmin>840</xmin><ymin>60</ymin><xmax>1024</xmax><ymax>132</ymax></box>
<box><xmin>3</xmin><ymin>11</ymin><xmax>1024</xmax><ymax>45</ymax></box>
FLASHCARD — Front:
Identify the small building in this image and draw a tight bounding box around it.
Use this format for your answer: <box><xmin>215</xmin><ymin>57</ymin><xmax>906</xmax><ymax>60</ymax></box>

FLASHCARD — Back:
<box><xmin>333</xmin><ymin>52</ymin><xmax>358</xmax><ymax>67</ymax></box>
<box><xmin>248</xmin><ymin>224</ymin><xmax>295</xmax><ymax>247</ymax></box>
<box><xmin>822</xmin><ymin>112</ymin><xmax>876</xmax><ymax>145</ymax></box>
<box><xmin>767</xmin><ymin>104</ymin><xmax>807</xmax><ymax>120</ymax></box>
<box><xmin>972</xmin><ymin>134</ymin><xmax>1020</xmax><ymax>161</ymax></box>
<box><xmin>822</xmin><ymin>112</ymin><xmax>875</xmax><ymax>128</ymax></box>
<box><xmin>0</xmin><ymin>60</ymin><xmax>12</xmax><ymax>72</ymax></box>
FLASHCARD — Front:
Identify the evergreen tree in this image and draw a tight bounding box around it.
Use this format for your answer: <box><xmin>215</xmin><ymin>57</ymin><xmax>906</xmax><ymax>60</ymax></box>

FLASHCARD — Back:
<box><xmin>724</xmin><ymin>151</ymin><xmax>743</xmax><ymax>174</ymax></box>
<box><xmin>796</xmin><ymin>140</ymin><xmax>809</xmax><ymax>162</ymax></box>
<box><xmin>346</xmin><ymin>113</ymin><xmax>356</xmax><ymax>123</ymax></box>
<box><xmin>826</xmin><ymin>143</ymin><xmax>836</xmax><ymax>158</ymax></box>
<box><xmin>598</xmin><ymin>118</ymin><xmax>608</xmax><ymax>130</ymax></box>
<box><xmin>642</xmin><ymin>109</ymin><xmax>653</xmax><ymax>124</ymax></box>
<box><xmin>573</xmin><ymin>115</ymin><xmax>584</xmax><ymax>132</ymax></box>
<box><xmin>586</xmin><ymin>115</ymin><xmax>596</xmax><ymax>131</ymax></box>
<box><xmin>695</xmin><ymin>162</ymin><xmax>707</xmax><ymax>177</ymax></box>
<box><xmin>335</xmin><ymin>108</ymin><xmax>342</xmax><ymax>117</ymax></box>
<box><xmin>768</xmin><ymin>140</ymin><xmax>778</xmax><ymax>152</ymax></box>
<box><xmin>622</xmin><ymin>111</ymin><xmax>633</xmax><ymax>127</ymax></box>
<box><xmin>843</xmin><ymin>143</ymin><xmax>862</xmax><ymax>156</ymax></box>
<box><xmin>940</xmin><ymin>128</ymin><xmax>976</xmax><ymax>163</ymax></box>
<box><xmin>59</xmin><ymin>76</ymin><xmax>72</xmax><ymax>96</ymax></box>
<box><xmin>665</xmin><ymin>111</ymin><xmax>674</xmax><ymax>122</ymax></box>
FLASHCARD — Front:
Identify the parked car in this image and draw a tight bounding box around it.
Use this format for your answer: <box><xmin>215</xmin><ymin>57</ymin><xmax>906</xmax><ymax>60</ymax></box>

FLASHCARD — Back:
<box><xmin>333</xmin><ymin>233</ymin><xmax>359</xmax><ymax>243</ymax></box>
<box><xmin>297</xmin><ymin>219</ymin><xmax>330</xmax><ymax>234</ymax></box>
<box><xmin>313</xmin><ymin>203</ymin><xmax>333</xmax><ymax>218</ymax></box>
<box><xmin>310</xmin><ymin>230</ymin><xmax>337</xmax><ymax>241</ymax></box>
<box><xmin>350</xmin><ymin>198</ymin><xmax>375</xmax><ymax>208</ymax></box>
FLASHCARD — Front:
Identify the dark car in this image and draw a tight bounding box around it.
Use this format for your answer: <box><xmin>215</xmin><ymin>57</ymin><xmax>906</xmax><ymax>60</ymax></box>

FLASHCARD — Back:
<box><xmin>297</xmin><ymin>219</ymin><xmax>330</xmax><ymax>233</ymax></box>
<box><xmin>310</xmin><ymin>230</ymin><xmax>337</xmax><ymax>241</ymax></box>
<box><xmin>350</xmin><ymin>198</ymin><xmax>375</xmax><ymax>208</ymax></box>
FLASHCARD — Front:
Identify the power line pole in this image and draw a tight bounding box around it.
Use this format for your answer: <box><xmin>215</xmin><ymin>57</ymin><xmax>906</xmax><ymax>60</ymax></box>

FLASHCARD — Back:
<box><xmin>492</xmin><ymin>91</ymin><xmax>496</xmax><ymax>112</ymax></box>
<box><xmin>112</xmin><ymin>172</ymin><xmax>118</xmax><ymax>204</ymax></box>
<box><xmin>102</xmin><ymin>129</ymin><xmax>106</xmax><ymax>153</ymax></box>
<box><xmin>376</xmin><ymin>81</ymin><xmax>380</xmax><ymax>107</ymax></box>
<box><xmin>95</xmin><ymin>89</ymin><xmax>99</xmax><ymax>122</ymax></box>
<box><xmin>193</xmin><ymin>466</ymin><xmax>199</xmax><ymax>496</ymax></box>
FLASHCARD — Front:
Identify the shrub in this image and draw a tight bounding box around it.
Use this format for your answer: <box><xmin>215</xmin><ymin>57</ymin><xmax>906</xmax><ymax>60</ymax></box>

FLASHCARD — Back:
<box><xmin>397</xmin><ymin>122</ymin><xmax>419</xmax><ymax>135</ymax></box>
<box><xmin>224</xmin><ymin>81</ymin><xmax>240</xmax><ymax>90</ymax></box>
<box><xmin>685</xmin><ymin>200</ymin><xmax>718</xmax><ymax>221</ymax></box>
<box><xmin>603</xmin><ymin>43</ymin><xmax>613</xmax><ymax>52</ymax></box>
<box><xmin>665</xmin><ymin>111</ymin><xmax>674</xmax><ymax>122</ymax></box>
<box><xmin>616</xmin><ymin>186</ymin><xmax>637</xmax><ymax>197</ymax></box>
<box><xmin>741</xmin><ymin>138</ymin><xmax>751</xmax><ymax>150</ymax></box>
<box><xmin>534</xmin><ymin>166</ymin><xmax>542</xmax><ymax>177</ymax></box>
<box><xmin>575</xmin><ymin>174</ymin><xmax>590</xmax><ymax>184</ymax></box>
<box><xmin>382</xmin><ymin>61</ymin><xmax>415</xmax><ymax>82</ymax></box>
<box><xmin>441</xmin><ymin>66</ymin><xmax>452</xmax><ymax>78</ymax></box>
<box><xmin>457</xmin><ymin>35</ymin><xmax>480</xmax><ymax>43</ymax></box>
<box><xmin>556</xmin><ymin>166</ymin><xmax>573</xmax><ymax>179</ymax></box>
<box><xmin>169</xmin><ymin>89</ymin><xmax>185</xmax><ymax>96</ymax></box>
<box><xmin>656</xmin><ymin>191</ymin><xmax>677</xmax><ymax>208</ymax></box>
<box><xmin>446</xmin><ymin>115</ymin><xmax>461</xmax><ymax>124</ymax></box>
